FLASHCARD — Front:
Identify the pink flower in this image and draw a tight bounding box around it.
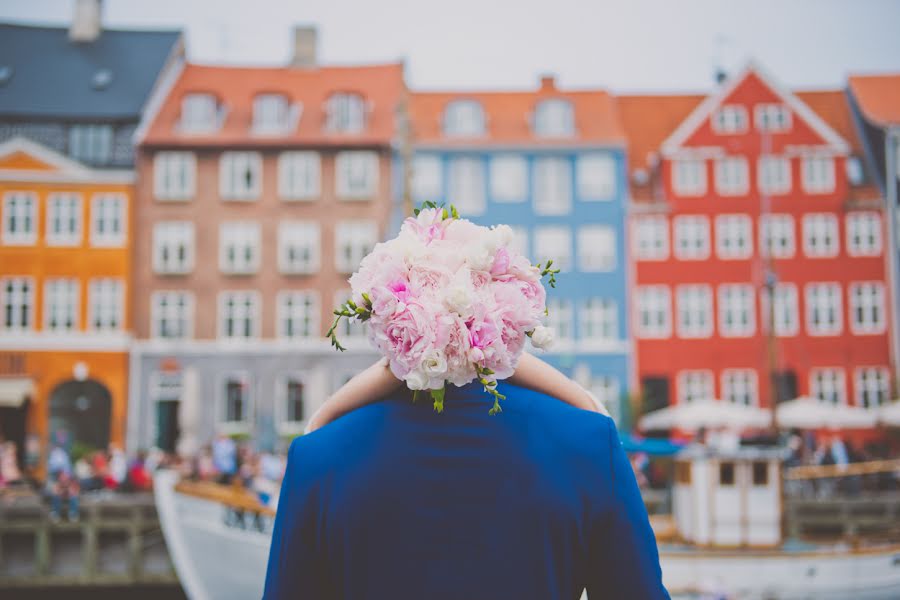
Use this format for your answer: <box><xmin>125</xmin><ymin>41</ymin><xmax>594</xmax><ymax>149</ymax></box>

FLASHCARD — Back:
<box><xmin>490</xmin><ymin>247</ymin><xmax>511</xmax><ymax>277</ymax></box>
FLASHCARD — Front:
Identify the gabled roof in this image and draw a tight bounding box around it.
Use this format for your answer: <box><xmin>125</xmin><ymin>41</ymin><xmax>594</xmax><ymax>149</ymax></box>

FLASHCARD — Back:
<box><xmin>141</xmin><ymin>62</ymin><xmax>405</xmax><ymax>147</ymax></box>
<box><xmin>660</xmin><ymin>62</ymin><xmax>850</xmax><ymax>155</ymax></box>
<box><xmin>0</xmin><ymin>22</ymin><xmax>183</xmax><ymax>120</ymax></box>
<box><xmin>0</xmin><ymin>136</ymin><xmax>132</xmax><ymax>183</ymax></box>
<box><xmin>409</xmin><ymin>78</ymin><xmax>625</xmax><ymax>147</ymax></box>
<box><xmin>848</xmin><ymin>73</ymin><xmax>900</xmax><ymax>127</ymax></box>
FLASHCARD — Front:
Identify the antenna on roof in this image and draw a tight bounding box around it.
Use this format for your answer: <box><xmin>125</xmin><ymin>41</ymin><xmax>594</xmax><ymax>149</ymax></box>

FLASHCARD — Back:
<box><xmin>713</xmin><ymin>34</ymin><xmax>731</xmax><ymax>86</ymax></box>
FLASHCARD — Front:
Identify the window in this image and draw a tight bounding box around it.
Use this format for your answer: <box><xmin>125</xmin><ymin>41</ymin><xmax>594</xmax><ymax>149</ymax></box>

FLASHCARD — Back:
<box><xmin>673</xmin><ymin>215</ymin><xmax>710</xmax><ymax>260</ymax></box>
<box><xmin>277</xmin><ymin>291</ymin><xmax>319</xmax><ymax>339</ymax></box>
<box><xmin>581</xmin><ymin>298</ymin><xmax>617</xmax><ymax>344</ymax></box>
<box><xmin>333</xmin><ymin>290</ymin><xmax>366</xmax><ymax>340</ymax></box>
<box><xmin>719</xmin><ymin>462</ymin><xmax>735</xmax><ymax>486</ymax></box>
<box><xmin>846</xmin><ymin>156</ymin><xmax>866</xmax><ymax>186</ymax></box>
<box><xmin>802</xmin><ymin>213</ymin><xmax>839</xmax><ymax>258</ymax></box>
<box><xmin>447</xmin><ymin>156</ymin><xmax>485</xmax><ymax>215</ymax></box>
<box><xmin>855</xmin><ymin>367</ymin><xmax>889</xmax><ymax>409</ymax></box>
<box><xmin>677</xmin><ymin>370</ymin><xmax>713</xmax><ymax>404</ymax></box>
<box><xmin>1</xmin><ymin>278</ymin><xmax>33</xmax><ymax>332</ymax></box>
<box><xmin>151</xmin><ymin>291</ymin><xmax>193</xmax><ymax>339</ymax></box>
<box><xmin>714</xmin><ymin>156</ymin><xmax>749</xmax><ymax>195</ymax></box>
<box><xmin>326</xmin><ymin>93</ymin><xmax>366</xmax><ymax>133</ymax></box>
<box><xmin>672</xmin><ymin>158</ymin><xmax>707</xmax><ymax>196</ymax></box>
<box><xmin>2</xmin><ymin>191</ymin><xmax>37</xmax><ymax>245</ymax></box>
<box><xmin>68</xmin><ymin>124</ymin><xmax>113</xmax><ymax>164</ymax></box>
<box><xmin>676</xmin><ymin>285</ymin><xmax>713</xmax><ymax>338</ymax></box>
<box><xmin>153</xmin><ymin>222</ymin><xmax>194</xmax><ymax>275</ymax></box>
<box><xmin>715</xmin><ymin>214</ymin><xmax>752</xmax><ymax>260</ymax></box>
<box><xmin>635</xmin><ymin>285</ymin><xmax>671</xmax><ymax>339</ymax></box>
<box><xmin>759</xmin><ymin>214</ymin><xmax>795</xmax><ymax>259</ymax></box>
<box><xmin>805</xmin><ymin>283</ymin><xmax>842</xmax><ymax>336</ymax></box>
<box><xmin>218</xmin><ymin>291</ymin><xmax>259</xmax><ymax>339</ymax></box>
<box><xmin>577</xmin><ymin>225</ymin><xmax>615</xmax><ymax>271</ymax></box>
<box><xmin>755</xmin><ymin>103</ymin><xmax>791</xmax><ymax>132</ymax></box>
<box><xmin>153</xmin><ymin>152</ymin><xmax>196</xmax><ymax>201</ymax></box>
<box><xmin>631</xmin><ymin>216</ymin><xmax>669</xmax><ymax>261</ymax></box>
<box><xmin>278</xmin><ymin>221</ymin><xmax>320</xmax><ymax>274</ymax></box>
<box><xmin>722</xmin><ymin>370</ymin><xmax>758</xmax><ymax>406</ymax></box>
<box><xmin>802</xmin><ymin>156</ymin><xmax>835</xmax><ymax>194</ymax></box>
<box><xmin>335</xmin><ymin>220</ymin><xmax>377</xmax><ymax>274</ymax></box>
<box><xmin>757</xmin><ymin>155</ymin><xmax>791</xmax><ymax>195</ymax></box>
<box><xmin>534</xmin><ymin>226</ymin><xmax>571</xmax><ymax>272</ymax></box>
<box><xmin>508</xmin><ymin>226</ymin><xmax>528</xmax><ymax>257</ymax></box>
<box><xmin>846</xmin><ymin>212</ymin><xmax>882</xmax><ymax>257</ymax></box>
<box><xmin>219</xmin><ymin>222</ymin><xmax>261</xmax><ymax>275</ymax></box>
<box><xmin>810</xmin><ymin>368</ymin><xmax>846</xmax><ymax>405</ymax></box>
<box><xmin>180</xmin><ymin>93</ymin><xmax>220</xmax><ymax>133</ymax></box>
<box><xmin>412</xmin><ymin>155</ymin><xmax>443</xmax><ymax>201</ymax></box>
<box><xmin>277</xmin><ymin>152</ymin><xmax>320</xmax><ymax>200</ymax></box>
<box><xmin>281</xmin><ymin>376</ymin><xmax>307</xmax><ymax>426</ymax></box>
<box><xmin>221</xmin><ymin>374</ymin><xmax>252</xmax><ymax>426</ymax></box>
<box><xmin>712</xmin><ymin>105</ymin><xmax>748</xmax><ymax>134</ymax></box>
<box><xmin>90</xmin><ymin>193</ymin><xmax>126</xmax><ymax>247</ymax></box>
<box><xmin>220</xmin><ymin>152</ymin><xmax>262</xmax><ymax>200</ymax></box>
<box><xmin>590</xmin><ymin>375</ymin><xmax>621</xmax><ymax>424</ymax></box>
<box><xmin>490</xmin><ymin>155</ymin><xmax>527</xmax><ymax>202</ymax></box>
<box><xmin>533</xmin><ymin>157</ymin><xmax>572</xmax><ymax>215</ymax></box>
<box><xmin>762</xmin><ymin>283</ymin><xmax>799</xmax><ymax>337</ymax></box>
<box><xmin>252</xmin><ymin>93</ymin><xmax>291</xmax><ymax>134</ymax></box>
<box><xmin>849</xmin><ymin>282</ymin><xmax>885</xmax><ymax>334</ymax></box>
<box><xmin>44</xmin><ymin>279</ymin><xmax>79</xmax><ymax>332</ymax></box>
<box><xmin>752</xmin><ymin>462</ymin><xmax>769</xmax><ymax>486</ymax></box>
<box><xmin>545</xmin><ymin>298</ymin><xmax>573</xmax><ymax>345</ymax></box>
<box><xmin>577</xmin><ymin>153</ymin><xmax>616</xmax><ymax>200</ymax></box>
<box><xmin>443</xmin><ymin>100</ymin><xmax>485</xmax><ymax>137</ymax></box>
<box><xmin>335</xmin><ymin>151</ymin><xmax>378</xmax><ymax>199</ymax></box>
<box><xmin>533</xmin><ymin>99</ymin><xmax>575</xmax><ymax>137</ymax></box>
<box><xmin>87</xmin><ymin>278</ymin><xmax>123</xmax><ymax>332</ymax></box>
<box><xmin>718</xmin><ymin>284</ymin><xmax>755</xmax><ymax>337</ymax></box>
<box><xmin>46</xmin><ymin>193</ymin><xmax>82</xmax><ymax>246</ymax></box>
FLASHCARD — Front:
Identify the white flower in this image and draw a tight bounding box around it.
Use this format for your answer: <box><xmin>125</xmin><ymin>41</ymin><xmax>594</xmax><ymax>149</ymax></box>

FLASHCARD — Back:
<box><xmin>490</xmin><ymin>224</ymin><xmax>514</xmax><ymax>249</ymax></box>
<box><xmin>406</xmin><ymin>369</ymin><xmax>429</xmax><ymax>390</ymax></box>
<box><xmin>530</xmin><ymin>326</ymin><xmax>554</xmax><ymax>350</ymax></box>
<box><xmin>443</xmin><ymin>268</ymin><xmax>474</xmax><ymax>316</ymax></box>
<box><xmin>421</xmin><ymin>349</ymin><xmax>448</xmax><ymax>378</ymax></box>
<box><xmin>465</xmin><ymin>243</ymin><xmax>494</xmax><ymax>271</ymax></box>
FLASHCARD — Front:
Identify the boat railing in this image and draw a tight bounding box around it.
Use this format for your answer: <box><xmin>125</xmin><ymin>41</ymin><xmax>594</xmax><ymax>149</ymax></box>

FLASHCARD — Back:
<box><xmin>784</xmin><ymin>458</ymin><xmax>900</xmax><ymax>481</ymax></box>
<box><xmin>173</xmin><ymin>478</ymin><xmax>276</xmax><ymax>518</ymax></box>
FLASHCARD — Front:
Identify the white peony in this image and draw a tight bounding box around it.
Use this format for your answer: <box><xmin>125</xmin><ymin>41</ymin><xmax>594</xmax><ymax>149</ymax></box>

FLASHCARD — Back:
<box><xmin>489</xmin><ymin>224</ymin><xmax>514</xmax><ymax>249</ymax></box>
<box><xmin>466</xmin><ymin>243</ymin><xmax>495</xmax><ymax>271</ymax></box>
<box><xmin>406</xmin><ymin>369</ymin><xmax>429</xmax><ymax>390</ymax></box>
<box><xmin>421</xmin><ymin>349</ymin><xmax>448</xmax><ymax>379</ymax></box>
<box><xmin>530</xmin><ymin>325</ymin><xmax>555</xmax><ymax>350</ymax></box>
<box><xmin>443</xmin><ymin>268</ymin><xmax>474</xmax><ymax>316</ymax></box>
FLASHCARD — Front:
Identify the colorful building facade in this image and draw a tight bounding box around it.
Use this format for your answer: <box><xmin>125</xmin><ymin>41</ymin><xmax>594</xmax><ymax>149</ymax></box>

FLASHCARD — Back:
<box><xmin>129</xmin><ymin>28</ymin><xmax>406</xmax><ymax>453</ymax></box>
<box><xmin>620</xmin><ymin>64</ymin><xmax>891</xmax><ymax>423</ymax></box>
<box><xmin>0</xmin><ymin>13</ymin><xmax>182</xmax><ymax>466</ymax></box>
<box><xmin>408</xmin><ymin>76</ymin><xmax>633</xmax><ymax>423</ymax></box>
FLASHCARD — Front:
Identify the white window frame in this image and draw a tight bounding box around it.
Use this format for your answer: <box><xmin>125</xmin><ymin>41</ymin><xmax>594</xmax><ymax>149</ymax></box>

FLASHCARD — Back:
<box><xmin>580</xmin><ymin>297</ymin><xmax>618</xmax><ymax>346</ymax></box>
<box><xmin>718</xmin><ymin>283</ymin><xmax>756</xmax><ymax>338</ymax></box>
<box><xmin>721</xmin><ymin>369</ymin><xmax>759</xmax><ymax>406</ymax></box>
<box><xmin>447</xmin><ymin>156</ymin><xmax>486</xmax><ymax>215</ymax></box>
<box><xmin>676</xmin><ymin>284</ymin><xmax>714</xmax><ymax>339</ymax></box>
<box><xmin>801</xmin><ymin>155</ymin><xmax>836</xmax><ymax>194</ymax></box>
<box><xmin>714</xmin><ymin>156</ymin><xmax>750</xmax><ymax>196</ymax></box>
<box><xmin>677</xmin><ymin>370</ymin><xmax>714</xmax><ymax>404</ymax></box>
<box><xmin>180</xmin><ymin>93</ymin><xmax>220</xmax><ymax>134</ymax></box>
<box><xmin>326</xmin><ymin>93</ymin><xmax>366</xmax><ymax>134</ymax></box>
<box><xmin>45</xmin><ymin>192</ymin><xmax>83</xmax><ymax>247</ymax></box>
<box><xmin>810</xmin><ymin>368</ymin><xmax>846</xmax><ymax>406</ymax></box>
<box><xmin>219</xmin><ymin>221</ymin><xmax>261</xmax><ymax>275</ymax></box>
<box><xmin>802</xmin><ymin>213</ymin><xmax>840</xmax><ymax>258</ymax></box>
<box><xmin>577</xmin><ymin>152</ymin><xmax>616</xmax><ymax>201</ymax></box>
<box><xmin>590</xmin><ymin>375</ymin><xmax>621</xmax><ymax>425</ymax></box>
<box><xmin>631</xmin><ymin>215</ymin><xmax>669</xmax><ymax>261</ymax></box>
<box><xmin>533</xmin><ymin>156</ymin><xmax>572</xmax><ymax>215</ymax></box>
<box><xmin>335</xmin><ymin>151</ymin><xmax>379</xmax><ymax>200</ymax></box>
<box><xmin>443</xmin><ymin>100</ymin><xmax>486</xmax><ymax>137</ymax></box>
<box><xmin>333</xmin><ymin>290</ymin><xmax>367</xmax><ymax>341</ymax></box>
<box><xmin>276</xmin><ymin>290</ymin><xmax>320</xmax><ymax>340</ymax></box>
<box><xmin>278</xmin><ymin>221</ymin><xmax>320</xmax><ymax>275</ymax></box>
<box><xmin>533</xmin><ymin>99</ymin><xmax>575</xmax><ymax>137</ymax></box>
<box><xmin>335</xmin><ymin>220</ymin><xmax>377</xmax><ymax>274</ymax></box>
<box><xmin>805</xmin><ymin>282</ymin><xmax>843</xmax><ymax>337</ymax></box>
<box><xmin>0</xmin><ymin>277</ymin><xmax>34</xmax><ymax>332</ymax></box>
<box><xmin>759</xmin><ymin>214</ymin><xmax>796</xmax><ymax>259</ymax></box>
<box><xmin>714</xmin><ymin>214</ymin><xmax>753</xmax><ymax>260</ymax></box>
<box><xmin>673</xmin><ymin>215</ymin><xmax>711</xmax><ymax>260</ymax></box>
<box><xmin>217</xmin><ymin>291</ymin><xmax>261</xmax><ymax>340</ymax></box>
<box><xmin>89</xmin><ymin>193</ymin><xmax>126</xmax><ymax>247</ymax></box>
<box><xmin>412</xmin><ymin>154</ymin><xmax>443</xmax><ymax>201</ymax></box>
<box><xmin>277</xmin><ymin>151</ymin><xmax>320</xmax><ymax>201</ymax></box>
<box><xmin>711</xmin><ymin>105</ymin><xmax>748</xmax><ymax>135</ymax></box>
<box><xmin>153</xmin><ymin>221</ymin><xmax>195</xmax><ymax>275</ymax></box>
<box><xmin>754</xmin><ymin>103</ymin><xmax>791</xmax><ymax>133</ymax></box>
<box><xmin>252</xmin><ymin>93</ymin><xmax>291</xmax><ymax>135</ymax></box>
<box><xmin>219</xmin><ymin>152</ymin><xmax>263</xmax><ymax>201</ymax></box>
<box><xmin>757</xmin><ymin>155</ymin><xmax>792</xmax><ymax>196</ymax></box>
<box><xmin>534</xmin><ymin>226</ymin><xmax>572</xmax><ymax>272</ymax></box>
<box><xmin>545</xmin><ymin>298</ymin><xmax>574</xmax><ymax>348</ymax></box>
<box><xmin>43</xmin><ymin>278</ymin><xmax>79</xmax><ymax>333</ymax></box>
<box><xmin>846</xmin><ymin>212</ymin><xmax>882</xmax><ymax>257</ymax></box>
<box><xmin>761</xmin><ymin>283</ymin><xmax>799</xmax><ymax>337</ymax></box>
<box><xmin>577</xmin><ymin>225</ymin><xmax>615</xmax><ymax>272</ymax></box>
<box><xmin>2</xmin><ymin>191</ymin><xmax>38</xmax><ymax>245</ymax></box>
<box><xmin>150</xmin><ymin>290</ymin><xmax>194</xmax><ymax>340</ymax></box>
<box><xmin>217</xmin><ymin>372</ymin><xmax>254</xmax><ymax>433</ymax></box>
<box><xmin>87</xmin><ymin>278</ymin><xmax>124</xmax><ymax>333</ymax></box>
<box><xmin>635</xmin><ymin>285</ymin><xmax>672</xmax><ymax>339</ymax></box>
<box><xmin>276</xmin><ymin>373</ymin><xmax>310</xmax><ymax>434</ymax></box>
<box><xmin>489</xmin><ymin>154</ymin><xmax>527</xmax><ymax>203</ymax></box>
<box><xmin>153</xmin><ymin>152</ymin><xmax>196</xmax><ymax>201</ymax></box>
<box><xmin>854</xmin><ymin>367</ymin><xmax>889</xmax><ymax>410</ymax></box>
<box><xmin>849</xmin><ymin>281</ymin><xmax>886</xmax><ymax>335</ymax></box>
<box><xmin>672</xmin><ymin>158</ymin><xmax>707</xmax><ymax>196</ymax></box>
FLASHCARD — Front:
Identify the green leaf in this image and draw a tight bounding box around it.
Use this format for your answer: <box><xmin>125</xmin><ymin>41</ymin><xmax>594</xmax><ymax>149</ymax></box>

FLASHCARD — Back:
<box><xmin>431</xmin><ymin>386</ymin><xmax>446</xmax><ymax>414</ymax></box>
<box><xmin>450</xmin><ymin>205</ymin><xmax>459</xmax><ymax>219</ymax></box>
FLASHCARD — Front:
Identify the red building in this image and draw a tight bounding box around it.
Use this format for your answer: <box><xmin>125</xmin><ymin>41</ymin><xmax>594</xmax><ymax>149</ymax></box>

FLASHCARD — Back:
<box><xmin>620</xmin><ymin>64</ymin><xmax>890</xmax><ymax>424</ymax></box>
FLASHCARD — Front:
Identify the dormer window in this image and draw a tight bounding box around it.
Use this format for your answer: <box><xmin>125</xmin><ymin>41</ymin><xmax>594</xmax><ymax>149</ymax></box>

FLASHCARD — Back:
<box><xmin>180</xmin><ymin>93</ymin><xmax>220</xmax><ymax>134</ymax></box>
<box><xmin>326</xmin><ymin>93</ymin><xmax>366</xmax><ymax>133</ymax></box>
<box><xmin>712</xmin><ymin>105</ymin><xmax>748</xmax><ymax>134</ymax></box>
<box><xmin>533</xmin><ymin>99</ymin><xmax>574</xmax><ymax>137</ymax></box>
<box><xmin>443</xmin><ymin>100</ymin><xmax>485</xmax><ymax>137</ymax></box>
<box><xmin>253</xmin><ymin>93</ymin><xmax>292</xmax><ymax>135</ymax></box>
<box><xmin>755</xmin><ymin>103</ymin><xmax>791</xmax><ymax>133</ymax></box>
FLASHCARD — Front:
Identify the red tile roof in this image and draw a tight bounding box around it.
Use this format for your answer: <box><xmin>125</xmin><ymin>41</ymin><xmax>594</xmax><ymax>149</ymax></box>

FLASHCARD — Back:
<box><xmin>141</xmin><ymin>62</ymin><xmax>405</xmax><ymax>147</ymax></box>
<box><xmin>409</xmin><ymin>78</ymin><xmax>625</xmax><ymax>145</ymax></box>
<box><xmin>848</xmin><ymin>74</ymin><xmax>900</xmax><ymax>127</ymax></box>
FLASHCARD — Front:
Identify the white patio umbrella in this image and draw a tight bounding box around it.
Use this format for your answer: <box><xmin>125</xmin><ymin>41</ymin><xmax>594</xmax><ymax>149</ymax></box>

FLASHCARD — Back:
<box><xmin>878</xmin><ymin>401</ymin><xmax>900</xmax><ymax>427</ymax></box>
<box><xmin>639</xmin><ymin>400</ymin><xmax>771</xmax><ymax>432</ymax></box>
<box><xmin>775</xmin><ymin>396</ymin><xmax>878</xmax><ymax>429</ymax></box>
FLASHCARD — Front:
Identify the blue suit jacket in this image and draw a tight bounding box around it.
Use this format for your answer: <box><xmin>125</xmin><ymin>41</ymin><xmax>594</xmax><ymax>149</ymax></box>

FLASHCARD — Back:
<box><xmin>263</xmin><ymin>383</ymin><xmax>669</xmax><ymax>599</ymax></box>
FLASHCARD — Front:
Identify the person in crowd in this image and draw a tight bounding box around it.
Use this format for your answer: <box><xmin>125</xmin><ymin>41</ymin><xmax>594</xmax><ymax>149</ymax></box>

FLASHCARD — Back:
<box><xmin>46</xmin><ymin>434</ymin><xmax>79</xmax><ymax>522</ymax></box>
<box><xmin>127</xmin><ymin>450</ymin><xmax>153</xmax><ymax>492</ymax></box>
<box><xmin>108</xmin><ymin>444</ymin><xmax>127</xmax><ymax>489</ymax></box>
<box><xmin>196</xmin><ymin>444</ymin><xmax>216</xmax><ymax>481</ymax></box>
<box><xmin>74</xmin><ymin>453</ymin><xmax>98</xmax><ymax>491</ymax></box>
<box><xmin>212</xmin><ymin>434</ymin><xmax>237</xmax><ymax>484</ymax></box>
<box><xmin>0</xmin><ymin>441</ymin><xmax>24</xmax><ymax>488</ymax></box>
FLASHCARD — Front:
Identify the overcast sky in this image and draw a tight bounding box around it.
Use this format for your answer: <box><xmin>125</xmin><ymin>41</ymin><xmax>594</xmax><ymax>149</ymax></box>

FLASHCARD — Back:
<box><xmin>2</xmin><ymin>0</ymin><xmax>899</xmax><ymax>92</ymax></box>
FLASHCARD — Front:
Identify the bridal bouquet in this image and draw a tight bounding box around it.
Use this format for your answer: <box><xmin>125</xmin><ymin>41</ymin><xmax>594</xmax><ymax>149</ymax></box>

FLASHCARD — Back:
<box><xmin>328</xmin><ymin>202</ymin><xmax>559</xmax><ymax>415</ymax></box>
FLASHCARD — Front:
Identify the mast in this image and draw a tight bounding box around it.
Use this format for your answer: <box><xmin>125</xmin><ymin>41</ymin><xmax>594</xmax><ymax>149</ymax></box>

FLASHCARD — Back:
<box><xmin>759</xmin><ymin>129</ymin><xmax>781</xmax><ymax>435</ymax></box>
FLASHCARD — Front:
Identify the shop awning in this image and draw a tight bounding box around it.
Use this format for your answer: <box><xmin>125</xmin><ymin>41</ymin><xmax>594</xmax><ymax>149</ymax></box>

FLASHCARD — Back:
<box><xmin>0</xmin><ymin>377</ymin><xmax>34</xmax><ymax>407</ymax></box>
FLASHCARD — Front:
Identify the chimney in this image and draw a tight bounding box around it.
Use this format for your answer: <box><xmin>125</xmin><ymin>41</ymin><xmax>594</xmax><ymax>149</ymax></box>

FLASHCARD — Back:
<box><xmin>70</xmin><ymin>0</ymin><xmax>102</xmax><ymax>43</ymax></box>
<box><xmin>291</xmin><ymin>26</ymin><xmax>318</xmax><ymax>68</ymax></box>
<box><xmin>539</xmin><ymin>74</ymin><xmax>557</xmax><ymax>91</ymax></box>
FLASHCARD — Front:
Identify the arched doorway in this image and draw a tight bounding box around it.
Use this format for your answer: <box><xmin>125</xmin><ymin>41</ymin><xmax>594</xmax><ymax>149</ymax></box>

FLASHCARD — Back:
<box><xmin>49</xmin><ymin>379</ymin><xmax>112</xmax><ymax>453</ymax></box>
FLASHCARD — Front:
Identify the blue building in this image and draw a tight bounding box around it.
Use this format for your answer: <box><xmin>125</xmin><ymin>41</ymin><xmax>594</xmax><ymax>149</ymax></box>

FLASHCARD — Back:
<box><xmin>404</xmin><ymin>75</ymin><xmax>632</xmax><ymax>423</ymax></box>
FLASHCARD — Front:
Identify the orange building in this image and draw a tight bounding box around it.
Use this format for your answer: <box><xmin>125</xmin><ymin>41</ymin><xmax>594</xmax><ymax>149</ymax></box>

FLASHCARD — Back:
<box><xmin>0</xmin><ymin>137</ymin><xmax>133</xmax><ymax>464</ymax></box>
